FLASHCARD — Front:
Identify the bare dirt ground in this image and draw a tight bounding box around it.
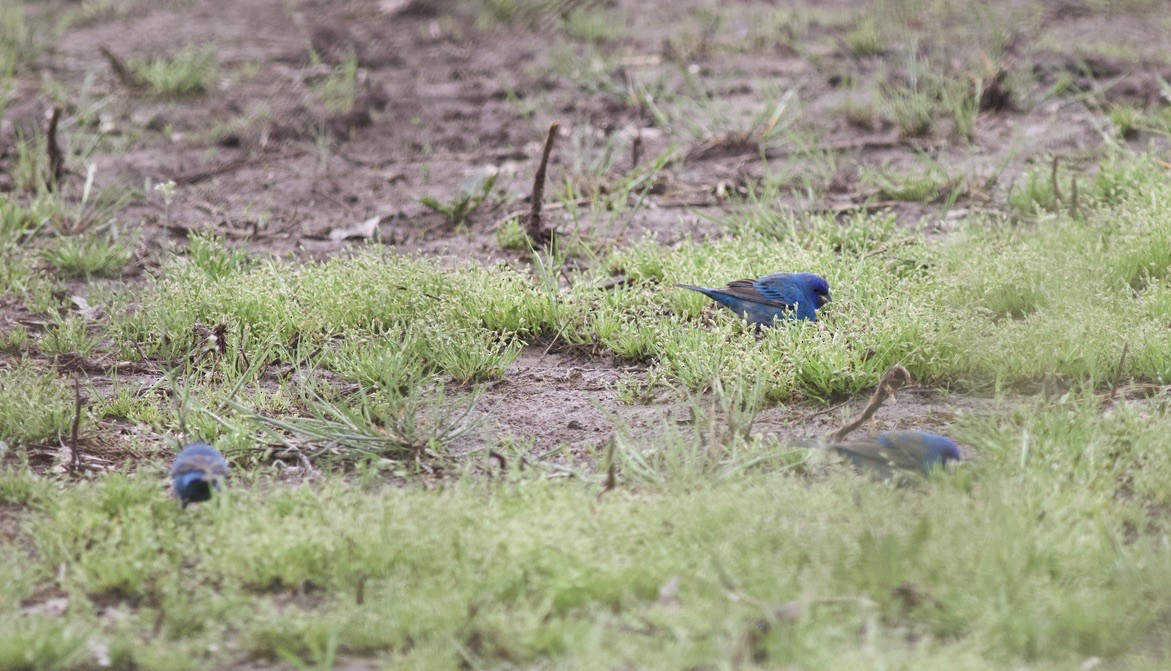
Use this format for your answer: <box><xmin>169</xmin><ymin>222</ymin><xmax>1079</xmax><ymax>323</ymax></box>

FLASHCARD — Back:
<box><xmin>4</xmin><ymin>0</ymin><xmax>1171</xmax><ymax>469</ymax></box>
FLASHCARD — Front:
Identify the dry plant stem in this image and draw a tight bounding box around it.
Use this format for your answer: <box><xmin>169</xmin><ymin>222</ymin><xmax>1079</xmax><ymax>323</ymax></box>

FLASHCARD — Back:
<box><xmin>596</xmin><ymin>437</ymin><xmax>617</xmax><ymax>502</ymax></box>
<box><xmin>1109</xmin><ymin>342</ymin><xmax>1129</xmax><ymax>401</ymax></box>
<box><xmin>355</xmin><ymin>574</ymin><xmax>368</xmax><ymax>605</ymax></box>
<box><xmin>170</xmin><ymin>149</ymin><xmax>306</xmax><ymax>186</ymax></box>
<box><xmin>828</xmin><ymin>365</ymin><xmax>913</xmax><ymax>442</ymax></box>
<box><xmin>98</xmin><ymin>45</ymin><xmax>142</xmax><ymax>88</ymax></box>
<box><xmin>1051</xmin><ymin>156</ymin><xmax>1062</xmax><ymax>203</ymax></box>
<box><xmin>69</xmin><ymin>373</ymin><xmax>82</xmax><ymax>471</ymax></box>
<box><xmin>488</xmin><ymin>449</ymin><xmax>507</xmax><ymax>472</ymax></box>
<box><xmin>526</xmin><ymin>122</ymin><xmax>559</xmax><ymax>245</ymax></box>
<box><xmin>45</xmin><ymin>106</ymin><xmax>64</xmax><ymax>190</ymax></box>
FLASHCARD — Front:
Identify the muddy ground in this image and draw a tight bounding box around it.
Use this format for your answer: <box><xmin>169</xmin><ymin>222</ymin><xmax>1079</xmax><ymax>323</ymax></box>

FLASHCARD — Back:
<box><xmin>3</xmin><ymin>0</ymin><xmax>1171</xmax><ymax>470</ymax></box>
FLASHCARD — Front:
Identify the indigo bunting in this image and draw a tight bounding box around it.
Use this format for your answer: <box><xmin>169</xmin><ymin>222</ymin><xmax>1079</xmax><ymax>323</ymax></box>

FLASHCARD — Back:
<box><xmin>171</xmin><ymin>442</ymin><xmax>229</xmax><ymax>508</ymax></box>
<box><xmin>827</xmin><ymin>431</ymin><xmax>961</xmax><ymax>478</ymax></box>
<box><xmin>678</xmin><ymin>273</ymin><xmax>831</xmax><ymax>327</ymax></box>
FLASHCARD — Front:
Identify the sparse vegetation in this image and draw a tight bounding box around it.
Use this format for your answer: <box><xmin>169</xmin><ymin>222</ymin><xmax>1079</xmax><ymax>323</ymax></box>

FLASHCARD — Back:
<box><xmin>135</xmin><ymin>45</ymin><xmax>216</xmax><ymax>96</ymax></box>
<box><xmin>41</xmin><ymin>233</ymin><xmax>133</xmax><ymax>278</ymax></box>
<box><xmin>310</xmin><ymin>54</ymin><xmax>359</xmax><ymax>114</ymax></box>
<box><xmin>878</xmin><ymin>82</ymin><xmax>935</xmax><ymax>137</ymax></box>
<box><xmin>4</xmin><ymin>1</ymin><xmax>1171</xmax><ymax>669</ymax></box>
<box><xmin>846</xmin><ymin>17</ymin><xmax>883</xmax><ymax>55</ymax></box>
<box><xmin>419</xmin><ymin>171</ymin><xmax>498</xmax><ymax>226</ymax></box>
<box><xmin>0</xmin><ymin>360</ymin><xmax>76</xmax><ymax>444</ymax></box>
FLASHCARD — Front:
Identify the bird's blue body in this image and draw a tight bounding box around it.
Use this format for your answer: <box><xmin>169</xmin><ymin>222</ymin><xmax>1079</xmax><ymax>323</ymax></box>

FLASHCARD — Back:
<box><xmin>171</xmin><ymin>442</ymin><xmax>229</xmax><ymax>508</ymax></box>
<box><xmin>829</xmin><ymin>431</ymin><xmax>962</xmax><ymax>478</ymax></box>
<box><xmin>678</xmin><ymin>272</ymin><xmax>831</xmax><ymax>327</ymax></box>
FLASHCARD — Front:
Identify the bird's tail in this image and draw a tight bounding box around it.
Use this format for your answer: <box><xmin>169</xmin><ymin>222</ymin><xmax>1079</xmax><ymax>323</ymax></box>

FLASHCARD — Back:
<box><xmin>676</xmin><ymin>284</ymin><xmax>713</xmax><ymax>297</ymax></box>
<box><xmin>791</xmin><ymin>436</ymin><xmax>832</xmax><ymax>450</ymax></box>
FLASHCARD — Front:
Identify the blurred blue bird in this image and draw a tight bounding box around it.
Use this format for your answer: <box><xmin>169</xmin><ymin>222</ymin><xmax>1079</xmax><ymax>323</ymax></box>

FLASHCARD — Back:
<box><xmin>678</xmin><ymin>272</ymin><xmax>831</xmax><ymax>327</ymax></box>
<box><xmin>171</xmin><ymin>442</ymin><xmax>229</xmax><ymax>508</ymax></box>
<box><xmin>826</xmin><ymin>431</ymin><xmax>962</xmax><ymax>478</ymax></box>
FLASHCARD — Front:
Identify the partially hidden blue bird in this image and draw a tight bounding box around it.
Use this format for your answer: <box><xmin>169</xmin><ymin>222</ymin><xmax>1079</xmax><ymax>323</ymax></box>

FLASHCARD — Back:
<box><xmin>825</xmin><ymin>431</ymin><xmax>962</xmax><ymax>479</ymax></box>
<box><xmin>171</xmin><ymin>442</ymin><xmax>229</xmax><ymax>508</ymax></box>
<box><xmin>677</xmin><ymin>272</ymin><xmax>831</xmax><ymax>327</ymax></box>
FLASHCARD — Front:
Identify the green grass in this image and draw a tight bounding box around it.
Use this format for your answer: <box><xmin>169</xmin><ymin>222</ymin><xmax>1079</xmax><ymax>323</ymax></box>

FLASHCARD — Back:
<box><xmin>309</xmin><ymin>54</ymin><xmax>358</xmax><ymax>114</ymax></box>
<box><xmin>40</xmin><ymin>233</ymin><xmax>132</xmax><ymax>279</ymax></box>
<box><xmin>0</xmin><ymin>360</ymin><xmax>76</xmax><ymax>444</ymax></box>
<box><xmin>134</xmin><ymin>45</ymin><xmax>216</xmax><ymax>96</ymax></box>
<box><xmin>846</xmin><ymin>17</ymin><xmax>883</xmax><ymax>56</ymax></box>
<box><xmin>859</xmin><ymin>163</ymin><xmax>963</xmax><ymax>203</ymax></box>
<box><xmin>7</xmin><ymin>5</ymin><xmax>1171</xmax><ymax>665</ymax></box>
<box><xmin>93</xmin><ymin>154</ymin><xmax>1171</xmax><ymax>407</ymax></box>
<box><xmin>4</xmin><ymin>396</ymin><xmax>1171</xmax><ymax>668</ymax></box>
<box><xmin>562</xmin><ymin>6</ymin><xmax>616</xmax><ymax>44</ymax></box>
<box><xmin>3</xmin><ymin>151</ymin><xmax>1171</xmax><ymax>670</ymax></box>
<box><xmin>878</xmin><ymin>83</ymin><xmax>934</xmax><ymax>137</ymax></box>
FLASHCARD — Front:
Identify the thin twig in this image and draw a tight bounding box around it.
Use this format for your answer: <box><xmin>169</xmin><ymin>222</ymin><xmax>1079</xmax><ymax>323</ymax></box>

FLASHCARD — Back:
<box><xmin>69</xmin><ymin>374</ymin><xmax>82</xmax><ymax>471</ymax></box>
<box><xmin>828</xmin><ymin>365</ymin><xmax>913</xmax><ymax>442</ymax></box>
<box><xmin>798</xmin><ymin>397</ymin><xmax>853</xmax><ymax>424</ymax></box>
<box><xmin>168</xmin><ymin>149</ymin><xmax>306</xmax><ymax>186</ymax></box>
<box><xmin>488</xmin><ymin>449</ymin><xmax>507</xmax><ymax>472</ymax></box>
<box><xmin>1109</xmin><ymin>342</ymin><xmax>1129</xmax><ymax>401</ymax></box>
<box><xmin>171</xmin><ymin>155</ymin><xmax>249</xmax><ymax>186</ymax></box>
<box><xmin>1051</xmin><ymin>156</ymin><xmax>1062</xmax><ymax>203</ymax></box>
<box><xmin>355</xmin><ymin>573</ymin><xmax>368</xmax><ymax>605</ymax></box>
<box><xmin>526</xmin><ymin>122</ymin><xmax>559</xmax><ymax>246</ymax></box>
<box><xmin>45</xmin><ymin>106</ymin><xmax>64</xmax><ymax>190</ymax></box>
<box><xmin>595</xmin><ymin>437</ymin><xmax>617</xmax><ymax>503</ymax></box>
<box><xmin>98</xmin><ymin>45</ymin><xmax>143</xmax><ymax>88</ymax></box>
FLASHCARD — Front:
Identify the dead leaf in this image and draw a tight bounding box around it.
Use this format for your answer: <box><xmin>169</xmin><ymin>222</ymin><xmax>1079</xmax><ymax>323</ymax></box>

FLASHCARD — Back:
<box><xmin>656</xmin><ymin>575</ymin><xmax>680</xmax><ymax>607</ymax></box>
<box><xmin>89</xmin><ymin>640</ymin><xmax>110</xmax><ymax>667</ymax></box>
<box><xmin>50</xmin><ymin>443</ymin><xmax>73</xmax><ymax>473</ymax></box>
<box><xmin>772</xmin><ymin>600</ymin><xmax>804</xmax><ymax>623</ymax></box>
<box><xmin>329</xmin><ymin>216</ymin><xmax>381</xmax><ymax>242</ymax></box>
<box><xmin>731</xmin><ymin>620</ymin><xmax>769</xmax><ymax>668</ymax></box>
<box><xmin>893</xmin><ymin>581</ymin><xmax>935</xmax><ymax>610</ymax></box>
<box><xmin>22</xmin><ymin>596</ymin><xmax>69</xmax><ymax>617</ymax></box>
<box><xmin>71</xmin><ymin>296</ymin><xmax>103</xmax><ymax>320</ymax></box>
<box><xmin>378</xmin><ymin>0</ymin><xmax>412</xmax><ymax>15</ymax></box>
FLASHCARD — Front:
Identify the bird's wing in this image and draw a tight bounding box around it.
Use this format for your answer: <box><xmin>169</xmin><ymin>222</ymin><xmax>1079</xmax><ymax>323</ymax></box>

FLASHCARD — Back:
<box><xmin>829</xmin><ymin>442</ymin><xmax>896</xmax><ymax>479</ymax></box>
<box><xmin>721</xmin><ymin>279</ymin><xmax>791</xmax><ymax>308</ymax></box>
<box><xmin>173</xmin><ymin>453</ymin><xmax>229</xmax><ymax>477</ymax></box>
<box><xmin>752</xmin><ymin>274</ymin><xmax>808</xmax><ymax>307</ymax></box>
<box><xmin>876</xmin><ymin>433</ymin><xmax>932</xmax><ymax>471</ymax></box>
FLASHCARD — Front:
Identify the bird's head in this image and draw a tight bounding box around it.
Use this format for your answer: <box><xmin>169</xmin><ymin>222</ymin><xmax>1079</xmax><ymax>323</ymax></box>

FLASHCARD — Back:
<box><xmin>795</xmin><ymin>273</ymin><xmax>832</xmax><ymax>308</ymax></box>
<box><xmin>921</xmin><ymin>433</ymin><xmax>962</xmax><ymax>467</ymax></box>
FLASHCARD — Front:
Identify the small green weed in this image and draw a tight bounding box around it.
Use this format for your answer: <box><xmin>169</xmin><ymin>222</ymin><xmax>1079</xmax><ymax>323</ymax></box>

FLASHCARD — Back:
<box><xmin>846</xmin><ymin>17</ymin><xmax>883</xmax><ymax>55</ymax></box>
<box><xmin>135</xmin><ymin>45</ymin><xmax>216</xmax><ymax>96</ymax></box>
<box><xmin>495</xmin><ymin>216</ymin><xmax>531</xmax><ymax>250</ymax></box>
<box><xmin>310</xmin><ymin>55</ymin><xmax>358</xmax><ymax>114</ymax></box>
<box><xmin>41</xmin><ymin>233</ymin><xmax>133</xmax><ymax>278</ymax></box>
<box><xmin>420</xmin><ymin>171</ymin><xmax>498</xmax><ymax>226</ymax></box>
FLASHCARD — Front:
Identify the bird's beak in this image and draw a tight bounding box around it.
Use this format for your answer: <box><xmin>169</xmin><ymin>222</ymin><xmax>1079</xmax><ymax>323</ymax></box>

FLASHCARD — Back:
<box><xmin>819</xmin><ymin>293</ymin><xmax>832</xmax><ymax>307</ymax></box>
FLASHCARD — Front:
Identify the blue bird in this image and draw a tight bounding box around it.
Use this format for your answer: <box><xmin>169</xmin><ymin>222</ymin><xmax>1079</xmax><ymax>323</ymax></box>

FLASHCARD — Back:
<box><xmin>826</xmin><ymin>431</ymin><xmax>962</xmax><ymax>478</ymax></box>
<box><xmin>171</xmin><ymin>442</ymin><xmax>229</xmax><ymax>508</ymax></box>
<box><xmin>678</xmin><ymin>272</ymin><xmax>831</xmax><ymax>327</ymax></box>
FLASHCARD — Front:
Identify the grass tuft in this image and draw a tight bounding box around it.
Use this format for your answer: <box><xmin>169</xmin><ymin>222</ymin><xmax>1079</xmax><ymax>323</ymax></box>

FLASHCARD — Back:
<box><xmin>40</xmin><ymin>233</ymin><xmax>132</xmax><ymax>279</ymax></box>
<box><xmin>135</xmin><ymin>45</ymin><xmax>216</xmax><ymax>96</ymax></box>
<box><xmin>0</xmin><ymin>360</ymin><xmax>76</xmax><ymax>444</ymax></box>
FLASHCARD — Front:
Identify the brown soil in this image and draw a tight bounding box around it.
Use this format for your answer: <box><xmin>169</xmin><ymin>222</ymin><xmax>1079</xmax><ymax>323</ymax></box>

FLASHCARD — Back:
<box><xmin>3</xmin><ymin>0</ymin><xmax>1171</xmax><ymax>471</ymax></box>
